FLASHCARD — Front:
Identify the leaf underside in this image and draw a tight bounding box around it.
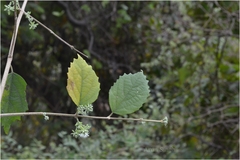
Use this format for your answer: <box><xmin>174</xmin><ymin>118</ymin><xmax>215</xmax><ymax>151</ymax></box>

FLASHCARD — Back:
<box><xmin>109</xmin><ymin>71</ymin><xmax>150</xmax><ymax>116</ymax></box>
<box><xmin>1</xmin><ymin>72</ymin><xmax>28</xmax><ymax>134</ymax></box>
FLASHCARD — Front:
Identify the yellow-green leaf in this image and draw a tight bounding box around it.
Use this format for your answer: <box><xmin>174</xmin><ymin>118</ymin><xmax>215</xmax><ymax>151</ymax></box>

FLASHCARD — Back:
<box><xmin>66</xmin><ymin>54</ymin><xmax>100</xmax><ymax>106</ymax></box>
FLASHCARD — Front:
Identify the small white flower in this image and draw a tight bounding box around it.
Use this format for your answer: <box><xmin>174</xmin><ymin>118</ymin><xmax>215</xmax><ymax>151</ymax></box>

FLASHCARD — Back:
<box><xmin>44</xmin><ymin>116</ymin><xmax>49</xmax><ymax>120</ymax></box>
<box><xmin>163</xmin><ymin>116</ymin><xmax>168</xmax><ymax>126</ymax></box>
<box><xmin>79</xmin><ymin>132</ymin><xmax>89</xmax><ymax>138</ymax></box>
<box><xmin>43</xmin><ymin>112</ymin><xmax>49</xmax><ymax>121</ymax></box>
<box><xmin>140</xmin><ymin>118</ymin><xmax>145</xmax><ymax>125</ymax></box>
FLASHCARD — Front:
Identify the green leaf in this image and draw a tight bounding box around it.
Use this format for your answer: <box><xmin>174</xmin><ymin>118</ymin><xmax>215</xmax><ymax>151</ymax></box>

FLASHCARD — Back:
<box><xmin>83</xmin><ymin>49</ymin><xmax>91</xmax><ymax>58</ymax></box>
<box><xmin>92</xmin><ymin>59</ymin><xmax>103</xmax><ymax>69</ymax></box>
<box><xmin>223</xmin><ymin>106</ymin><xmax>239</xmax><ymax>116</ymax></box>
<box><xmin>52</xmin><ymin>10</ymin><xmax>64</xmax><ymax>17</ymax></box>
<box><xmin>178</xmin><ymin>66</ymin><xmax>191</xmax><ymax>85</ymax></box>
<box><xmin>1</xmin><ymin>73</ymin><xmax>28</xmax><ymax>134</ymax></box>
<box><xmin>101</xmin><ymin>0</ymin><xmax>109</xmax><ymax>8</ymax></box>
<box><xmin>81</xmin><ymin>4</ymin><xmax>91</xmax><ymax>13</ymax></box>
<box><xmin>109</xmin><ymin>71</ymin><xmax>150</xmax><ymax>116</ymax></box>
<box><xmin>66</xmin><ymin>54</ymin><xmax>100</xmax><ymax>106</ymax></box>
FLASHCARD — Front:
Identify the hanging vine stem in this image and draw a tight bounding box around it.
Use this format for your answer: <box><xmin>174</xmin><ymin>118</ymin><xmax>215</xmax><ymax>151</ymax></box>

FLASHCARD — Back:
<box><xmin>0</xmin><ymin>0</ymin><xmax>28</xmax><ymax>102</ymax></box>
<box><xmin>1</xmin><ymin>0</ymin><xmax>87</xmax><ymax>101</ymax></box>
<box><xmin>0</xmin><ymin>112</ymin><xmax>168</xmax><ymax>124</ymax></box>
<box><xmin>17</xmin><ymin>8</ymin><xmax>88</xmax><ymax>58</ymax></box>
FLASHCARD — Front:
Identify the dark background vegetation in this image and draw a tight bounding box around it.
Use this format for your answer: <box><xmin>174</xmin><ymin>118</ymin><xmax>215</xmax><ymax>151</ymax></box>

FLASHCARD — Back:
<box><xmin>1</xmin><ymin>1</ymin><xmax>239</xmax><ymax>159</ymax></box>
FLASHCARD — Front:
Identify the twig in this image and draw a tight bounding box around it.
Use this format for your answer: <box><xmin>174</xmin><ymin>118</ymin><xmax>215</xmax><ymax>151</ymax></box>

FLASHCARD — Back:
<box><xmin>187</xmin><ymin>105</ymin><xmax>236</xmax><ymax>122</ymax></box>
<box><xmin>0</xmin><ymin>0</ymin><xmax>28</xmax><ymax>102</ymax></box>
<box><xmin>0</xmin><ymin>112</ymin><xmax>166</xmax><ymax>123</ymax></box>
<box><xmin>17</xmin><ymin>8</ymin><xmax>88</xmax><ymax>58</ymax></box>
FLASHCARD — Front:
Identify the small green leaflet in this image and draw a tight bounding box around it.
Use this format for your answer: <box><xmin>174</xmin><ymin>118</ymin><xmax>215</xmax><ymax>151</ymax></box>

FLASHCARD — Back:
<box><xmin>1</xmin><ymin>73</ymin><xmax>28</xmax><ymax>134</ymax></box>
<box><xmin>109</xmin><ymin>71</ymin><xmax>150</xmax><ymax>116</ymax></box>
<box><xmin>66</xmin><ymin>54</ymin><xmax>100</xmax><ymax>106</ymax></box>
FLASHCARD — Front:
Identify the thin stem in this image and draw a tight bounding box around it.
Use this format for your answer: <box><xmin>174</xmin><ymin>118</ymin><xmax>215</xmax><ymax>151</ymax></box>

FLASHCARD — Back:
<box><xmin>107</xmin><ymin>112</ymin><xmax>113</xmax><ymax>119</ymax></box>
<box><xmin>0</xmin><ymin>0</ymin><xmax>28</xmax><ymax>102</ymax></box>
<box><xmin>17</xmin><ymin>8</ymin><xmax>88</xmax><ymax>58</ymax></box>
<box><xmin>0</xmin><ymin>112</ymin><xmax>165</xmax><ymax>123</ymax></box>
<box><xmin>10</xmin><ymin>66</ymin><xmax>14</xmax><ymax>72</ymax></box>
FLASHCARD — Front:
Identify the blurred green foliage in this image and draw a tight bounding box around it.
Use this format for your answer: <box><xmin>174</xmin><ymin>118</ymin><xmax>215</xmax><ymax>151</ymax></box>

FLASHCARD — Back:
<box><xmin>1</xmin><ymin>1</ymin><xmax>239</xmax><ymax>159</ymax></box>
